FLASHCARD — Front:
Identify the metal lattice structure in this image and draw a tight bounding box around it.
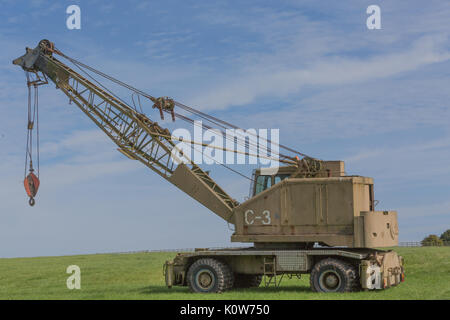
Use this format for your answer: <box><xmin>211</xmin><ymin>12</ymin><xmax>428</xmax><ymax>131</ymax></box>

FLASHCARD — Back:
<box><xmin>13</xmin><ymin>40</ymin><xmax>238</xmax><ymax>220</ymax></box>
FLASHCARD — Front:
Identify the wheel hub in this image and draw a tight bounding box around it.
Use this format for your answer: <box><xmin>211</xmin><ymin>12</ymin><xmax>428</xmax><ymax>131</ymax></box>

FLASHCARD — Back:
<box><xmin>325</xmin><ymin>274</ymin><xmax>338</xmax><ymax>287</ymax></box>
<box><xmin>195</xmin><ymin>269</ymin><xmax>215</xmax><ymax>290</ymax></box>
<box><xmin>319</xmin><ymin>271</ymin><xmax>341</xmax><ymax>291</ymax></box>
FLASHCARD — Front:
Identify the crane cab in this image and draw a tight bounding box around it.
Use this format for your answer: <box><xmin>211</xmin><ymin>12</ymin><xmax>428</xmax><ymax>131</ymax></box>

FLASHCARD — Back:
<box><xmin>236</xmin><ymin>161</ymin><xmax>398</xmax><ymax>248</ymax></box>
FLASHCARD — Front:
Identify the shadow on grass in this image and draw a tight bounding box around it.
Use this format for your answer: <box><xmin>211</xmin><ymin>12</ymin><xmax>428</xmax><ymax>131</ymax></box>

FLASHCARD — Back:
<box><xmin>138</xmin><ymin>285</ymin><xmax>311</xmax><ymax>295</ymax></box>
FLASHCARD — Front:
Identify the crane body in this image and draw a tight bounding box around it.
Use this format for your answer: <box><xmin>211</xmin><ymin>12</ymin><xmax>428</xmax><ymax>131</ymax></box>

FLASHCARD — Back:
<box><xmin>13</xmin><ymin>40</ymin><xmax>405</xmax><ymax>293</ymax></box>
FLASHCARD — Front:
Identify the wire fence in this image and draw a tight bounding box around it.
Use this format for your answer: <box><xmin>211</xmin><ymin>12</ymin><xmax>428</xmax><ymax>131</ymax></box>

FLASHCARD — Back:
<box><xmin>399</xmin><ymin>241</ymin><xmax>450</xmax><ymax>247</ymax></box>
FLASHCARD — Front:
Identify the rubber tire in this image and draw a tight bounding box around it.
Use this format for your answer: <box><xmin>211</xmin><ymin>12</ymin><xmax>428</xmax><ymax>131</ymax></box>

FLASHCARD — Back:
<box><xmin>233</xmin><ymin>274</ymin><xmax>262</xmax><ymax>288</ymax></box>
<box><xmin>186</xmin><ymin>258</ymin><xmax>234</xmax><ymax>293</ymax></box>
<box><xmin>310</xmin><ymin>258</ymin><xmax>360</xmax><ymax>293</ymax></box>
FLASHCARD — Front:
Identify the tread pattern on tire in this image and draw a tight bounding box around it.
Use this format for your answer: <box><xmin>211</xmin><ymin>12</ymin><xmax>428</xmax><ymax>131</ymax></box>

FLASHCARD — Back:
<box><xmin>233</xmin><ymin>274</ymin><xmax>262</xmax><ymax>288</ymax></box>
<box><xmin>310</xmin><ymin>258</ymin><xmax>360</xmax><ymax>293</ymax></box>
<box><xmin>186</xmin><ymin>258</ymin><xmax>234</xmax><ymax>293</ymax></box>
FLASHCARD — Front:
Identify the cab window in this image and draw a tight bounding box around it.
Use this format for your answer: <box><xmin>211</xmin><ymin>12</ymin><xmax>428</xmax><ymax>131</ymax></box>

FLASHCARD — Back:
<box><xmin>255</xmin><ymin>175</ymin><xmax>272</xmax><ymax>195</ymax></box>
<box><xmin>274</xmin><ymin>174</ymin><xmax>290</xmax><ymax>184</ymax></box>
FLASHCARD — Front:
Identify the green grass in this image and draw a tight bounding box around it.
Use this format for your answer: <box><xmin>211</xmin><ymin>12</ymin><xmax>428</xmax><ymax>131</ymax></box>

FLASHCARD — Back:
<box><xmin>0</xmin><ymin>247</ymin><xmax>449</xmax><ymax>299</ymax></box>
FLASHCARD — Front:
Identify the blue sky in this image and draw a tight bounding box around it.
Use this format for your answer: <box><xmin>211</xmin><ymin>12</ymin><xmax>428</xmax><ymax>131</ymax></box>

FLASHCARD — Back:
<box><xmin>0</xmin><ymin>0</ymin><xmax>449</xmax><ymax>257</ymax></box>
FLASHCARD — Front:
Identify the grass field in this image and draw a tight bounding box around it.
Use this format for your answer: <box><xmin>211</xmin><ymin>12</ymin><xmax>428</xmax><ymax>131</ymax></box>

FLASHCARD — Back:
<box><xmin>0</xmin><ymin>247</ymin><xmax>449</xmax><ymax>300</ymax></box>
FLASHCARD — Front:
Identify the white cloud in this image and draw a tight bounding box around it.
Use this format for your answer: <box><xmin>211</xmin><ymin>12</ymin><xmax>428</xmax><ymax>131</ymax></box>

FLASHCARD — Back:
<box><xmin>189</xmin><ymin>35</ymin><xmax>450</xmax><ymax>110</ymax></box>
<box><xmin>346</xmin><ymin>137</ymin><xmax>450</xmax><ymax>165</ymax></box>
<box><xmin>39</xmin><ymin>130</ymin><xmax>110</xmax><ymax>157</ymax></box>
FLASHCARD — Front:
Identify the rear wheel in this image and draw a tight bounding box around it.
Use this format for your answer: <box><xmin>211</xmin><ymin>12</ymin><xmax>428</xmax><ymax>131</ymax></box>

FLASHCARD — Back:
<box><xmin>186</xmin><ymin>258</ymin><xmax>233</xmax><ymax>293</ymax></box>
<box><xmin>233</xmin><ymin>274</ymin><xmax>262</xmax><ymax>288</ymax></box>
<box><xmin>310</xmin><ymin>258</ymin><xmax>360</xmax><ymax>293</ymax></box>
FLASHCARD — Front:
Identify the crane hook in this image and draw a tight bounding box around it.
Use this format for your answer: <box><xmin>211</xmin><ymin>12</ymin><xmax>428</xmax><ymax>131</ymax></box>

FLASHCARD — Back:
<box><xmin>24</xmin><ymin>164</ymin><xmax>40</xmax><ymax>207</ymax></box>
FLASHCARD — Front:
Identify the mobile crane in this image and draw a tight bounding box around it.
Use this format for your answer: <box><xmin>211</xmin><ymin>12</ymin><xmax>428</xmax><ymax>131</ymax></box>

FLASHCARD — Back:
<box><xmin>13</xmin><ymin>40</ymin><xmax>404</xmax><ymax>293</ymax></box>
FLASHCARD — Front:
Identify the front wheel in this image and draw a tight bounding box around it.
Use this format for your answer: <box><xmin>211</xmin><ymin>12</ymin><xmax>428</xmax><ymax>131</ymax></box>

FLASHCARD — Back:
<box><xmin>186</xmin><ymin>258</ymin><xmax>234</xmax><ymax>293</ymax></box>
<box><xmin>310</xmin><ymin>258</ymin><xmax>360</xmax><ymax>293</ymax></box>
